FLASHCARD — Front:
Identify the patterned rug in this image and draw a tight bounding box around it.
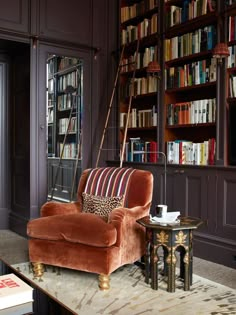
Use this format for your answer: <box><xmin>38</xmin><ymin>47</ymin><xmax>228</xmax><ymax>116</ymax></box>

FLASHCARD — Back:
<box><xmin>10</xmin><ymin>261</ymin><xmax>236</xmax><ymax>315</ymax></box>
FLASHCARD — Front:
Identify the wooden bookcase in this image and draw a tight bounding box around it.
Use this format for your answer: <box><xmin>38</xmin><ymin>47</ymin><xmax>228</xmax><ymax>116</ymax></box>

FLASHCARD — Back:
<box><xmin>119</xmin><ymin>0</ymin><xmax>161</xmax><ymax>163</ymax></box>
<box><xmin>164</xmin><ymin>0</ymin><xmax>218</xmax><ymax>166</ymax></box>
<box><xmin>46</xmin><ymin>55</ymin><xmax>83</xmax><ymax>201</ymax></box>
<box><xmin>115</xmin><ymin>1</ymin><xmax>236</xmax><ymax>269</ymax></box>
<box><xmin>226</xmin><ymin>0</ymin><xmax>236</xmax><ymax>165</ymax></box>
<box><xmin>118</xmin><ymin>0</ymin><xmax>224</xmax><ymax>166</ymax></box>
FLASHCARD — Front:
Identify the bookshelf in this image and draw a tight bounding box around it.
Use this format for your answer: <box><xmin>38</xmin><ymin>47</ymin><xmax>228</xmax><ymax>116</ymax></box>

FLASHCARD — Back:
<box><xmin>119</xmin><ymin>0</ymin><xmax>221</xmax><ymax>166</ymax></box>
<box><xmin>119</xmin><ymin>0</ymin><xmax>161</xmax><ymax>163</ymax></box>
<box><xmin>226</xmin><ymin>0</ymin><xmax>236</xmax><ymax>164</ymax></box>
<box><xmin>164</xmin><ymin>0</ymin><xmax>218</xmax><ymax>166</ymax></box>
<box><xmin>46</xmin><ymin>55</ymin><xmax>83</xmax><ymax>201</ymax></box>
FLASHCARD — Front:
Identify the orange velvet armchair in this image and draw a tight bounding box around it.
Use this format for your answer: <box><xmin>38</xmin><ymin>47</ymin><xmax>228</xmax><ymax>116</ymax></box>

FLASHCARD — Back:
<box><xmin>27</xmin><ymin>167</ymin><xmax>153</xmax><ymax>289</ymax></box>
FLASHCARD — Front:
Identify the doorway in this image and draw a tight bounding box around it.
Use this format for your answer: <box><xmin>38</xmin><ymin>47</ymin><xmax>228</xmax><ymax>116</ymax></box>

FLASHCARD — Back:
<box><xmin>0</xmin><ymin>39</ymin><xmax>30</xmax><ymax>231</ymax></box>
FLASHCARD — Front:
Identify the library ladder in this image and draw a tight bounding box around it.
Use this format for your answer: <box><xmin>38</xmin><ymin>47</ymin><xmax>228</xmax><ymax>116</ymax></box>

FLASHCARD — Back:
<box><xmin>50</xmin><ymin>85</ymin><xmax>81</xmax><ymax>201</ymax></box>
<box><xmin>95</xmin><ymin>40</ymin><xmax>140</xmax><ymax>168</ymax></box>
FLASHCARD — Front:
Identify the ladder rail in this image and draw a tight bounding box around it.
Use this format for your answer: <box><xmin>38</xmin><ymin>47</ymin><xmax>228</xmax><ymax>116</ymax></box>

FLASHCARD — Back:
<box><xmin>70</xmin><ymin>131</ymin><xmax>82</xmax><ymax>201</ymax></box>
<box><xmin>120</xmin><ymin>40</ymin><xmax>140</xmax><ymax>167</ymax></box>
<box><xmin>95</xmin><ymin>45</ymin><xmax>126</xmax><ymax>168</ymax></box>
<box><xmin>50</xmin><ymin>88</ymin><xmax>77</xmax><ymax>200</ymax></box>
<box><xmin>96</xmin><ymin>40</ymin><xmax>140</xmax><ymax>168</ymax></box>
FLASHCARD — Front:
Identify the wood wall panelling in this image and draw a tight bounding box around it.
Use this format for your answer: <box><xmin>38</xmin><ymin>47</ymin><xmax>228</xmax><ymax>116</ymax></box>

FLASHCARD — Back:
<box><xmin>39</xmin><ymin>0</ymin><xmax>92</xmax><ymax>45</ymax></box>
<box><xmin>0</xmin><ymin>61</ymin><xmax>9</xmax><ymax>228</ymax></box>
<box><xmin>0</xmin><ymin>0</ymin><xmax>29</xmax><ymax>34</ymax></box>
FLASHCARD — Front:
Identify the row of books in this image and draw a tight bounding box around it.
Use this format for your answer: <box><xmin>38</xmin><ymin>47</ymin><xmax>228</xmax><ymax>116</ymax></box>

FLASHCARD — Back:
<box><xmin>59</xmin><ymin>142</ymin><xmax>77</xmax><ymax>158</ymax></box>
<box><xmin>47</xmin><ymin>108</ymin><xmax>54</xmax><ymax>124</ymax></box>
<box><xmin>48</xmin><ymin>78</ymin><xmax>54</xmax><ymax>93</ymax></box>
<box><xmin>57</xmin><ymin>71</ymin><xmax>78</xmax><ymax>93</ymax></box>
<box><xmin>165</xmin><ymin>58</ymin><xmax>216</xmax><ymax>89</ymax></box>
<box><xmin>48</xmin><ymin>94</ymin><xmax>55</xmax><ymax>107</ymax></box>
<box><xmin>165</xmin><ymin>25</ymin><xmax>216</xmax><ymax>61</ymax></box>
<box><xmin>227</xmin><ymin>45</ymin><xmax>236</xmax><ymax>68</ymax></box>
<box><xmin>121</xmin><ymin>14</ymin><xmax>157</xmax><ymax>45</ymax></box>
<box><xmin>167</xmin><ymin>138</ymin><xmax>216</xmax><ymax>165</ymax></box>
<box><xmin>58</xmin><ymin>117</ymin><xmax>77</xmax><ymax>135</ymax></box>
<box><xmin>120</xmin><ymin>46</ymin><xmax>158</xmax><ymax>73</ymax></box>
<box><xmin>120</xmin><ymin>76</ymin><xmax>158</xmax><ymax>99</ymax></box>
<box><xmin>123</xmin><ymin>138</ymin><xmax>158</xmax><ymax>162</ymax></box>
<box><xmin>121</xmin><ymin>0</ymin><xmax>157</xmax><ymax>23</ymax></box>
<box><xmin>120</xmin><ymin>106</ymin><xmax>157</xmax><ymax>128</ymax></box>
<box><xmin>57</xmin><ymin>92</ymin><xmax>77</xmax><ymax>111</ymax></box>
<box><xmin>165</xmin><ymin>0</ymin><xmax>216</xmax><ymax>28</ymax></box>
<box><xmin>58</xmin><ymin>57</ymin><xmax>78</xmax><ymax>71</ymax></box>
<box><xmin>229</xmin><ymin>75</ymin><xmax>236</xmax><ymax>97</ymax></box>
<box><xmin>48</xmin><ymin>57</ymin><xmax>57</xmax><ymax>75</ymax></box>
<box><xmin>48</xmin><ymin>56</ymin><xmax>78</xmax><ymax>75</ymax></box>
<box><xmin>166</xmin><ymin>98</ymin><xmax>216</xmax><ymax>125</ymax></box>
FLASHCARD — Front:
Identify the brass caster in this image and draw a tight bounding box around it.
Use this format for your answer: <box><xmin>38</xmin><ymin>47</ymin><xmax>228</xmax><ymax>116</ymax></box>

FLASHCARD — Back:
<box><xmin>99</xmin><ymin>274</ymin><xmax>110</xmax><ymax>290</ymax></box>
<box><xmin>32</xmin><ymin>262</ymin><xmax>44</xmax><ymax>281</ymax></box>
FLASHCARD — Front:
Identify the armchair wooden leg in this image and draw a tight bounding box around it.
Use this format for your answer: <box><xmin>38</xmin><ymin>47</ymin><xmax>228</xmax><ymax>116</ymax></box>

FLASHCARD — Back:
<box><xmin>98</xmin><ymin>274</ymin><xmax>110</xmax><ymax>290</ymax></box>
<box><xmin>32</xmin><ymin>262</ymin><xmax>44</xmax><ymax>281</ymax></box>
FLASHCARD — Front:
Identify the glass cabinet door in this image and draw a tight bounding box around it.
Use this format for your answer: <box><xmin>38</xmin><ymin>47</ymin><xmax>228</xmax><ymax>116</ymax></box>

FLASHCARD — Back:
<box><xmin>46</xmin><ymin>55</ymin><xmax>83</xmax><ymax>202</ymax></box>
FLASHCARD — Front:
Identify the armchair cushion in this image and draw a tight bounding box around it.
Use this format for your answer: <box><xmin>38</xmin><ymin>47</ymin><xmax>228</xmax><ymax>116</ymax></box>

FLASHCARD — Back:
<box><xmin>27</xmin><ymin>213</ymin><xmax>117</xmax><ymax>247</ymax></box>
<box><xmin>82</xmin><ymin>192</ymin><xmax>124</xmax><ymax>219</ymax></box>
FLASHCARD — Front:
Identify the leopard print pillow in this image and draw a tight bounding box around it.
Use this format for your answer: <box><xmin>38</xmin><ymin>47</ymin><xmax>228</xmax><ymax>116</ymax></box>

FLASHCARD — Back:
<box><xmin>82</xmin><ymin>192</ymin><xmax>124</xmax><ymax>218</ymax></box>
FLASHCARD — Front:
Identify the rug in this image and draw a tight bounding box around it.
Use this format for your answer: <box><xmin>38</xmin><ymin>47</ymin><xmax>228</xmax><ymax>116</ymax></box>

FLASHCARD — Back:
<box><xmin>10</xmin><ymin>261</ymin><xmax>236</xmax><ymax>315</ymax></box>
<box><xmin>0</xmin><ymin>229</ymin><xmax>29</xmax><ymax>264</ymax></box>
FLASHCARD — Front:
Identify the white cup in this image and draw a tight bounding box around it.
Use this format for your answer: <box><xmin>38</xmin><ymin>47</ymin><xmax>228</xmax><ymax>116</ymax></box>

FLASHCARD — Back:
<box><xmin>156</xmin><ymin>204</ymin><xmax>168</xmax><ymax>218</ymax></box>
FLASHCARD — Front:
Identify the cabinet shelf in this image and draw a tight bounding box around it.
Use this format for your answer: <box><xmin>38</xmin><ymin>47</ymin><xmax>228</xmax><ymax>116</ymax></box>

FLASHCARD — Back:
<box><xmin>227</xmin><ymin>67</ymin><xmax>236</xmax><ymax>73</ymax></box>
<box><xmin>120</xmin><ymin>66</ymin><xmax>148</xmax><ymax>77</ymax></box>
<box><xmin>121</xmin><ymin>126</ymin><xmax>157</xmax><ymax>131</ymax></box>
<box><xmin>165</xmin><ymin>81</ymin><xmax>216</xmax><ymax>94</ymax></box>
<box><xmin>122</xmin><ymin>91</ymin><xmax>157</xmax><ymax>103</ymax></box>
<box><xmin>165</xmin><ymin>0</ymin><xmax>182</xmax><ymax>6</ymax></box>
<box><xmin>228</xmin><ymin>39</ymin><xmax>236</xmax><ymax>47</ymax></box>
<box><xmin>225</xmin><ymin>3</ymin><xmax>236</xmax><ymax>16</ymax></box>
<box><xmin>166</xmin><ymin>122</ymin><xmax>216</xmax><ymax>129</ymax></box>
<box><xmin>165</xmin><ymin>12</ymin><xmax>217</xmax><ymax>38</ymax></box>
<box><xmin>58</xmin><ymin>132</ymin><xmax>77</xmax><ymax>136</ymax></box>
<box><xmin>165</xmin><ymin>50</ymin><xmax>213</xmax><ymax>67</ymax></box>
<box><xmin>55</xmin><ymin>64</ymin><xmax>81</xmax><ymax>77</ymax></box>
<box><xmin>123</xmin><ymin>32</ymin><xmax>159</xmax><ymax>55</ymax></box>
<box><xmin>57</xmin><ymin>108</ymin><xmax>76</xmax><ymax>113</ymax></box>
<box><xmin>227</xmin><ymin>97</ymin><xmax>236</xmax><ymax>103</ymax></box>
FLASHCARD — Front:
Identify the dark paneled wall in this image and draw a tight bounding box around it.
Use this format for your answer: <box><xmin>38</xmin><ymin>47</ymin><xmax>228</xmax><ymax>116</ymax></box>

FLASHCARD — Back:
<box><xmin>0</xmin><ymin>0</ymin><xmax>119</xmax><ymax>234</ymax></box>
<box><xmin>0</xmin><ymin>58</ymin><xmax>9</xmax><ymax>229</ymax></box>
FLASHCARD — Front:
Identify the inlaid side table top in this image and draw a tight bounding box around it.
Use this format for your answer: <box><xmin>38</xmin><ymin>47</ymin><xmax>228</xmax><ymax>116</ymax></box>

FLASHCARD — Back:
<box><xmin>137</xmin><ymin>215</ymin><xmax>203</xmax><ymax>231</ymax></box>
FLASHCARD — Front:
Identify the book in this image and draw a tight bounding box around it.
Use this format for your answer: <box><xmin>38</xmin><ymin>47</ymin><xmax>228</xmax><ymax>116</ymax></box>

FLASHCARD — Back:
<box><xmin>151</xmin><ymin>211</ymin><xmax>180</xmax><ymax>224</ymax></box>
<box><xmin>0</xmin><ymin>274</ymin><xmax>33</xmax><ymax>310</ymax></box>
<box><xmin>0</xmin><ymin>301</ymin><xmax>33</xmax><ymax>315</ymax></box>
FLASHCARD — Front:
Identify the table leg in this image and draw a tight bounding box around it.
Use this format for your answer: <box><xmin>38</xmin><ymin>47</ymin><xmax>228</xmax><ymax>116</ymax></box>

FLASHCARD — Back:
<box><xmin>167</xmin><ymin>247</ymin><xmax>176</xmax><ymax>293</ymax></box>
<box><xmin>189</xmin><ymin>230</ymin><xmax>193</xmax><ymax>285</ymax></box>
<box><xmin>151</xmin><ymin>245</ymin><xmax>158</xmax><ymax>290</ymax></box>
<box><xmin>145</xmin><ymin>241</ymin><xmax>150</xmax><ymax>284</ymax></box>
<box><xmin>184</xmin><ymin>249</ymin><xmax>190</xmax><ymax>291</ymax></box>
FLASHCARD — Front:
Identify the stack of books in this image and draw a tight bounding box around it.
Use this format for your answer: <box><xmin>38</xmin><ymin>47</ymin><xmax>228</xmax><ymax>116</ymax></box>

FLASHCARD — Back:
<box><xmin>0</xmin><ymin>273</ymin><xmax>33</xmax><ymax>315</ymax></box>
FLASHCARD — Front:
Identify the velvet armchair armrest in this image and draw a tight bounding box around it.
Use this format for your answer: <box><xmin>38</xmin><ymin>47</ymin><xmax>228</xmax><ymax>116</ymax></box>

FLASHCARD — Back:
<box><xmin>41</xmin><ymin>201</ymin><xmax>82</xmax><ymax>217</ymax></box>
<box><xmin>108</xmin><ymin>203</ymin><xmax>151</xmax><ymax>246</ymax></box>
